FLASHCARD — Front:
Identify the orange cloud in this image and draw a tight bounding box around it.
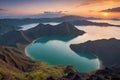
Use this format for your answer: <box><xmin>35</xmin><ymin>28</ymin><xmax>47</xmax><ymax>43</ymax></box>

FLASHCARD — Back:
<box><xmin>76</xmin><ymin>0</ymin><xmax>120</xmax><ymax>7</ymax></box>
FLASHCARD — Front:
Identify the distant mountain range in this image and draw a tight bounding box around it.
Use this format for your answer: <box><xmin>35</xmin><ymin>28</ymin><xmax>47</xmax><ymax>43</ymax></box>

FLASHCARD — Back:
<box><xmin>69</xmin><ymin>20</ymin><xmax>120</xmax><ymax>27</ymax></box>
<box><xmin>0</xmin><ymin>15</ymin><xmax>119</xmax><ymax>27</ymax></box>
<box><xmin>0</xmin><ymin>15</ymin><xmax>96</xmax><ymax>26</ymax></box>
<box><xmin>27</xmin><ymin>11</ymin><xmax>65</xmax><ymax>18</ymax></box>
<box><xmin>0</xmin><ymin>11</ymin><xmax>65</xmax><ymax>19</ymax></box>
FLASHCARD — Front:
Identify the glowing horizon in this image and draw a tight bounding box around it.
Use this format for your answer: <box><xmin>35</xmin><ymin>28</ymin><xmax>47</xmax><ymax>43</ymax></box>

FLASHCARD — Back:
<box><xmin>0</xmin><ymin>0</ymin><xmax>120</xmax><ymax>18</ymax></box>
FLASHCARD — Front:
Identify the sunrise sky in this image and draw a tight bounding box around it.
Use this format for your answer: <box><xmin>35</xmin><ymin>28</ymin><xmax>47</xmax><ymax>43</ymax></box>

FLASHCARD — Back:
<box><xmin>0</xmin><ymin>0</ymin><xmax>120</xmax><ymax>18</ymax></box>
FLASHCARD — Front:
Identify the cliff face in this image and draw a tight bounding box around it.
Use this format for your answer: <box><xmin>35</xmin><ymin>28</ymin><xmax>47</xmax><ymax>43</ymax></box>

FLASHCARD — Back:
<box><xmin>70</xmin><ymin>38</ymin><xmax>120</xmax><ymax>68</ymax></box>
<box><xmin>0</xmin><ymin>46</ymin><xmax>35</xmax><ymax>72</ymax></box>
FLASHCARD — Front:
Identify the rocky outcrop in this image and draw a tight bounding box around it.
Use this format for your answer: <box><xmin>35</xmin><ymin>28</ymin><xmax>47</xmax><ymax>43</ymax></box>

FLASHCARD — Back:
<box><xmin>48</xmin><ymin>66</ymin><xmax>120</xmax><ymax>80</ymax></box>
<box><xmin>70</xmin><ymin>38</ymin><xmax>120</xmax><ymax>68</ymax></box>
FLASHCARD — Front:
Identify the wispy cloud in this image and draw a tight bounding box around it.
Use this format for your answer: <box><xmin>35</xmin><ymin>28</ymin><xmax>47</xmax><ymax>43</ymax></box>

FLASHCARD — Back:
<box><xmin>76</xmin><ymin>0</ymin><xmax>120</xmax><ymax>7</ymax></box>
<box><xmin>42</xmin><ymin>11</ymin><xmax>68</xmax><ymax>14</ymax></box>
<box><xmin>100</xmin><ymin>7</ymin><xmax>120</xmax><ymax>12</ymax></box>
<box><xmin>0</xmin><ymin>8</ymin><xmax>7</xmax><ymax>11</ymax></box>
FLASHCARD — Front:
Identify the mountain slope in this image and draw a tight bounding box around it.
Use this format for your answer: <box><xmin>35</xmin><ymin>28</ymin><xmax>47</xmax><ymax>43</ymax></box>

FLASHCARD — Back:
<box><xmin>0</xmin><ymin>22</ymin><xmax>20</xmax><ymax>35</ymax></box>
<box><xmin>70</xmin><ymin>38</ymin><xmax>120</xmax><ymax>68</ymax></box>
<box><xmin>0</xmin><ymin>30</ymin><xmax>29</xmax><ymax>46</ymax></box>
<box><xmin>24</xmin><ymin>22</ymin><xmax>85</xmax><ymax>40</ymax></box>
<box><xmin>0</xmin><ymin>22</ymin><xmax>85</xmax><ymax>46</ymax></box>
<box><xmin>0</xmin><ymin>46</ymin><xmax>35</xmax><ymax>72</ymax></box>
<box><xmin>0</xmin><ymin>46</ymin><xmax>66</xmax><ymax>80</ymax></box>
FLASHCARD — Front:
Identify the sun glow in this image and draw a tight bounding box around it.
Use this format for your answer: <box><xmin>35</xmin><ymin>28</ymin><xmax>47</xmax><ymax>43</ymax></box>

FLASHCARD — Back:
<box><xmin>103</xmin><ymin>12</ymin><xmax>109</xmax><ymax>16</ymax></box>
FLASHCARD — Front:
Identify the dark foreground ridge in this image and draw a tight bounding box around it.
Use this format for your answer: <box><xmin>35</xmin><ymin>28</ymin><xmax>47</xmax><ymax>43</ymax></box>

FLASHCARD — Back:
<box><xmin>0</xmin><ymin>46</ymin><xmax>35</xmax><ymax>72</ymax></box>
<box><xmin>0</xmin><ymin>46</ymin><xmax>65</xmax><ymax>80</ymax></box>
<box><xmin>70</xmin><ymin>38</ymin><xmax>120</xmax><ymax>68</ymax></box>
<box><xmin>48</xmin><ymin>65</ymin><xmax>120</xmax><ymax>80</ymax></box>
<box><xmin>0</xmin><ymin>47</ymin><xmax>120</xmax><ymax>80</ymax></box>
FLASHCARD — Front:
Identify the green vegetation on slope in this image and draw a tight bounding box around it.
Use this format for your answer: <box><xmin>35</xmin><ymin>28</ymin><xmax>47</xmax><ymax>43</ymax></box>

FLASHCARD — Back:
<box><xmin>0</xmin><ymin>62</ymin><xmax>65</xmax><ymax>80</ymax></box>
<box><xmin>0</xmin><ymin>46</ymin><xmax>66</xmax><ymax>80</ymax></box>
<box><xmin>28</xmin><ymin>62</ymin><xmax>65</xmax><ymax>80</ymax></box>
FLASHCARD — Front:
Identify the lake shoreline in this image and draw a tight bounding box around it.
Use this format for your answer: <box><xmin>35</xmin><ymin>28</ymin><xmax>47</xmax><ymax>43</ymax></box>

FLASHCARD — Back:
<box><xmin>23</xmin><ymin>21</ymin><xmax>120</xmax><ymax>72</ymax></box>
<box><xmin>24</xmin><ymin>37</ymin><xmax>101</xmax><ymax>72</ymax></box>
<box><xmin>25</xmin><ymin>39</ymin><xmax>36</xmax><ymax>59</ymax></box>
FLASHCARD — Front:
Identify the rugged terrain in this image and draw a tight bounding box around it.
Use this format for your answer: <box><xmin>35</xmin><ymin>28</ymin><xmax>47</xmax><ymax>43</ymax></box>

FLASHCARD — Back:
<box><xmin>0</xmin><ymin>46</ymin><xmax>66</xmax><ymax>80</ymax></box>
<box><xmin>70</xmin><ymin>38</ymin><xmax>120</xmax><ymax>68</ymax></box>
<box><xmin>0</xmin><ymin>47</ymin><xmax>119</xmax><ymax>80</ymax></box>
<box><xmin>0</xmin><ymin>19</ymin><xmax>120</xmax><ymax>80</ymax></box>
<box><xmin>0</xmin><ymin>22</ymin><xmax>85</xmax><ymax>46</ymax></box>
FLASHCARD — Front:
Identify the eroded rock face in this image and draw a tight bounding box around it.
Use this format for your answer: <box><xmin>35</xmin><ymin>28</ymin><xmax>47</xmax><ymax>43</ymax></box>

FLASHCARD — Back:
<box><xmin>70</xmin><ymin>38</ymin><xmax>120</xmax><ymax>68</ymax></box>
<box><xmin>0</xmin><ymin>46</ymin><xmax>35</xmax><ymax>72</ymax></box>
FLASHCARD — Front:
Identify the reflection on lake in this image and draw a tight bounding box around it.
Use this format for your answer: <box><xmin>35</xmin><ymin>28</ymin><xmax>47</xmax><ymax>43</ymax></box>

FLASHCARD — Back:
<box><xmin>70</xmin><ymin>26</ymin><xmax>120</xmax><ymax>44</ymax></box>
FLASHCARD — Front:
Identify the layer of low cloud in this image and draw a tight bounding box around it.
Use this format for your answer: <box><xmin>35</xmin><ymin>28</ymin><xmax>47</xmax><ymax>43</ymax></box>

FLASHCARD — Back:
<box><xmin>100</xmin><ymin>7</ymin><xmax>120</xmax><ymax>12</ymax></box>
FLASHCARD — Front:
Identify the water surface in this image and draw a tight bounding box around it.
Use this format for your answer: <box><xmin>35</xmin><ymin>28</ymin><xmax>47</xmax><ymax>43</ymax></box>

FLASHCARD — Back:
<box><xmin>27</xmin><ymin>36</ymin><xmax>99</xmax><ymax>72</ymax></box>
<box><xmin>25</xmin><ymin>20</ymin><xmax>120</xmax><ymax>72</ymax></box>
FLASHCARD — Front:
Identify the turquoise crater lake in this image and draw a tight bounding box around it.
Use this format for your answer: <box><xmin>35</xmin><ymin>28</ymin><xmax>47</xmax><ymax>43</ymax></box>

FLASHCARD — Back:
<box><xmin>27</xmin><ymin>36</ymin><xmax>99</xmax><ymax>72</ymax></box>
